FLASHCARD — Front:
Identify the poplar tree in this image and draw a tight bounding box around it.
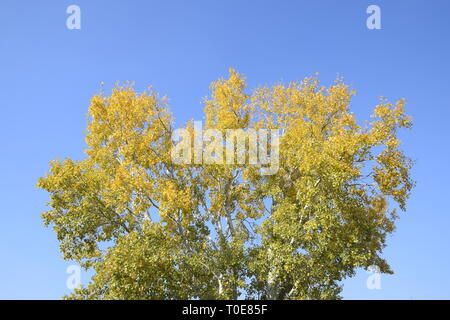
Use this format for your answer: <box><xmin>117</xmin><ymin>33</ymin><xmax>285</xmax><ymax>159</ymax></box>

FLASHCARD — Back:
<box><xmin>38</xmin><ymin>69</ymin><xmax>414</xmax><ymax>299</ymax></box>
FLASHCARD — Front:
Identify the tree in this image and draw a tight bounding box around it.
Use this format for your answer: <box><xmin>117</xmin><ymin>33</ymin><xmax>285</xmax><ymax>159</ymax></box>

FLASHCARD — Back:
<box><xmin>38</xmin><ymin>69</ymin><xmax>414</xmax><ymax>299</ymax></box>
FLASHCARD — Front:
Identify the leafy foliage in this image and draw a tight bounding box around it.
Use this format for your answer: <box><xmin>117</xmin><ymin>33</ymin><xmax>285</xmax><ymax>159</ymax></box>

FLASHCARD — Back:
<box><xmin>38</xmin><ymin>69</ymin><xmax>414</xmax><ymax>299</ymax></box>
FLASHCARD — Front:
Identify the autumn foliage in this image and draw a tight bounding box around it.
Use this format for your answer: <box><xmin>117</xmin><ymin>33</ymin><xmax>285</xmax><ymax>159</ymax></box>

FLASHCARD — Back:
<box><xmin>38</xmin><ymin>69</ymin><xmax>414</xmax><ymax>299</ymax></box>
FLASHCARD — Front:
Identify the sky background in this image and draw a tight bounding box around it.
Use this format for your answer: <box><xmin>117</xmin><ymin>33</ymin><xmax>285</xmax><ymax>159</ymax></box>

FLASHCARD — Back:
<box><xmin>1</xmin><ymin>0</ymin><xmax>449</xmax><ymax>299</ymax></box>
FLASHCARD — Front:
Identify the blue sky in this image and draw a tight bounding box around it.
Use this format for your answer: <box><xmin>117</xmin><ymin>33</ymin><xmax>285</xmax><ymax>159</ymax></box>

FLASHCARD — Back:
<box><xmin>1</xmin><ymin>0</ymin><xmax>449</xmax><ymax>299</ymax></box>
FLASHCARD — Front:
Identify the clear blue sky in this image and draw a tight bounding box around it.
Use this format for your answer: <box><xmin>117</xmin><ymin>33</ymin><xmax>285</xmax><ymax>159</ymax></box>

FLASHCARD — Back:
<box><xmin>1</xmin><ymin>0</ymin><xmax>449</xmax><ymax>299</ymax></box>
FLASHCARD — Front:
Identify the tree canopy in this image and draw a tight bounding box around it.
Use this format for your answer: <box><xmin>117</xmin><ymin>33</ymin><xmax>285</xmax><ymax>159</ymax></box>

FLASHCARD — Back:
<box><xmin>38</xmin><ymin>68</ymin><xmax>414</xmax><ymax>299</ymax></box>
